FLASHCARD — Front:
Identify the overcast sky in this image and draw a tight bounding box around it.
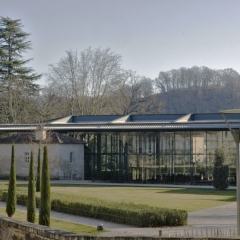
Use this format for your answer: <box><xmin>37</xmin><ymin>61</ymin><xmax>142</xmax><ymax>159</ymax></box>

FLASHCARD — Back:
<box><xmin>1</xmin><ymin>0</ymin><xmax>240</xmax><ymax>85</ymax></box>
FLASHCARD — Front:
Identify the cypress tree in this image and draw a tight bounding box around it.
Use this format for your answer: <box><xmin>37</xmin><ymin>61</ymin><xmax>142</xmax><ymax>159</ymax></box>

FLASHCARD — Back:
<box><xmin>39</xmin><ymin>145</ymin><xmax>50</xmax><ymax>226</ymax></box>
<box><xmin>6</xmin><ymin>144</ymin><xmax>16</xmax><ymax>217</ymax></box>
<box><xmin>27</xmin><ymin>149</ymin><xmax>35</xmax><ymax>223</ymax></box>
<box><xmin>36</xmin><ymin>147</ymin><xmax>41</xmax><ymax>192</ymax></box>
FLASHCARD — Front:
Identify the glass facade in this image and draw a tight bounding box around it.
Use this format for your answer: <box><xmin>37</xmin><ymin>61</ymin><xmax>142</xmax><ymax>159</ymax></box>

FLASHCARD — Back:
<box><xmin>74</xmin><ymin>130</ymin><xmax>236</xmax><ymax>184</ymax></box>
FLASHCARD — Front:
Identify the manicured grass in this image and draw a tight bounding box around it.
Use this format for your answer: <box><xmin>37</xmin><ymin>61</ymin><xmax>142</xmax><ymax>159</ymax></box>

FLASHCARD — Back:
<box><xmin>0</xmin><ymin>182</ymin><xmax>236</xmax><ymax>212</ymax></box>
<box><xmin>49</xmin><ymin>185</ymin><xmax>236</xmax><ymax>212</ymax></box>
<box><xmin>0</xmin><ymin>206</ymin><xmax>104</xmax><ymax>235</ymax></box>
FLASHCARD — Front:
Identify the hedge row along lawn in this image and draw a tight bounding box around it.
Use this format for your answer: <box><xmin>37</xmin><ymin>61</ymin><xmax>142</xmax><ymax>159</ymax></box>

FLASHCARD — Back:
<box><xmin>11</xmin><ymin>183</ymin><xmax>236</xmax><ymax>211</ymax></box>
<box><xmin>0</xmin><ymin>182</ymin><xmax>236</xmax><ymax>226</ymax></box>
<box><xmin>1</xmin><ymin>191</ymin><xmax>187</xmax><ymax>227</ymax></box>
<box><xmin>49</xmin><ymin>184</ymin><xmax>236</xmax><ymax>212</ymax></box>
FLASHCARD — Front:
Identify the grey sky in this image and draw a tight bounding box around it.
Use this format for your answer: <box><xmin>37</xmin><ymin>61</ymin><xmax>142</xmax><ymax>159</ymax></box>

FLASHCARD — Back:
<box><xmin>1</xmin><ymin>0</ymin><xmax>240</xmax><ymax>85</ymax></box>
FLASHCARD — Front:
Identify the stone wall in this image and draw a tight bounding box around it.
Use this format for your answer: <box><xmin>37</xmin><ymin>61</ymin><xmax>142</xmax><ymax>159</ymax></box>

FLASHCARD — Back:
<box><xmin>0</xmin><ymin>215</ymin><xmax>88</xmax><ymax>240</ymax></box>
<box><xmin>0</xmin><ymin>215</ymin><xmax>235</xmax><ymax>240</ymax></box>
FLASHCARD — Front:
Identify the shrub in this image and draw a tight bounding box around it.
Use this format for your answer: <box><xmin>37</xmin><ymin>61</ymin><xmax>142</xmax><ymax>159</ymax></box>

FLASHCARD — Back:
<box><xmin>50</xmin><ymin>198</ymin><xmax>187</xmax><ymax>227</ymax></box>
<box><xmin>6</xmin><ymin>144</ymin><xmax>16</xmax><ymax>217</ymax></box>
<box><xmin>1</xmin><ymin>191</ymin><xmax>40</xmax><ymax>207</ymax></box>
<box><xmin>213</xmin><ymin>148</ymin><xmax>229</xmax><ymax>190</ymax></box>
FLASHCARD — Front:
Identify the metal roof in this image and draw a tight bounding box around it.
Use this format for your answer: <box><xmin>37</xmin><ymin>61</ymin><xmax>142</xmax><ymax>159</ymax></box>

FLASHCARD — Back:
<box><xmin>49</xmin><ymin>112</ymin><xmax>240</xmax><ymax>124</ymax></box>
<box><xmin>0</xmin><ymin>112</ymin><xmax>240</xmax><ymax>132</ymax></box>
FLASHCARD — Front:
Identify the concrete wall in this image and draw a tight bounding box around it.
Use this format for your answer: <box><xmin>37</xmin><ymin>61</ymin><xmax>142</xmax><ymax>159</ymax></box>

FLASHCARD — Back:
<box><xmin>0</xmin><ymin>143</ymin><xmax>84</xmax><ymax>179</ymax></box>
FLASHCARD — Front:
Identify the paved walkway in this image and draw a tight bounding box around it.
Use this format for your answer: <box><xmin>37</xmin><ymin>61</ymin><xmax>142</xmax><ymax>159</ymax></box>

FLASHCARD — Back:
<box><xmin>1</xmin><ymin>179</ymin><xmax>236</xmax><ymax>189</ymax></box>
<box><xmin>0</xmin><ymin>200</ymin><xmax>237</xmax><ymax>237</ymax></box>
<box><xmin>50</xmin><ymin>180</ymin><xmax>237</xmax><ymax>190</ymax></box>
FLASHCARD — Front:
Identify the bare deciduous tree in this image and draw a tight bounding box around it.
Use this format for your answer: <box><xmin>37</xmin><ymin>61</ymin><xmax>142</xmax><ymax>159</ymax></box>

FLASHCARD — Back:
<box><xmin>106</xmin><ymin>70</ymin><xmax>163</xmax><ymax>115</ymax></box>
<box><xmin>0</xmin><ymin>76</ymin><xmax>37</xmax><ymax>123</ymax></box>
<box><xmin>35</xmin><ymin>87</ymin><xmax>65</xmax><ymax>122</ymax></box>
<box><xmin>155</xmin><ymin>66</ymin><xmax>240</xmax><ymax>93</ymax></box>
<box><xmin>46</xmin><ymin>47</ymin><xmax>123</xmax><ymax>115</ymax></box>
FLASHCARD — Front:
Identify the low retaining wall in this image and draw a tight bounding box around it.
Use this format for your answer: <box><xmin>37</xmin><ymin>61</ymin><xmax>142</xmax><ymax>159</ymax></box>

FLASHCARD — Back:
<box><xmin>0</xmin><ymin>215</ymin><xmax>238</xmax><ymax>240</ymax></box>
<box><xmin>0</xmin><ymin>215</ymin><xmax>88</xmax><ymax>240</ymax></box>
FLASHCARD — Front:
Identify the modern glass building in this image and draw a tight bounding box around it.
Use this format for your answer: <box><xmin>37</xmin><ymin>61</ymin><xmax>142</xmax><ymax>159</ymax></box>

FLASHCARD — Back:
<box><xmin>1</xmin><ymin>112</ymin><xmax>239</xmax><ymax>184</ymax></box>
<box><xmin>45</xmin><ymin>112</ymin><xmax>240</xmax><ymax>184</ymax></box>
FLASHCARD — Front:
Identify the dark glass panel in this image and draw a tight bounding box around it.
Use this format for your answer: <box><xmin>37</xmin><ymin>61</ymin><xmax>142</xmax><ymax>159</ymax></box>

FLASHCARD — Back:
<box><xmin>175</xmin><ymin>132</ymin><xmax>190</xmax><ymax>154</ymax></box>
<box><xmin>159</xmin><ymin>132</ymin><xmax>174</xmax><ymax>154</ymax></box>
<box><xmin>206</xmin><ymin>131</ymin><xmax>223</xmax><ymax>155</ymax></box>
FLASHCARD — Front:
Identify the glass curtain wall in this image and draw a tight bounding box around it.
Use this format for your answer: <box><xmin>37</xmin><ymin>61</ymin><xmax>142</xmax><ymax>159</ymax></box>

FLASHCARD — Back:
<box><xmin>80</xmin><ymin>130</ymin><xmax>235</xmax><ymax>183</ymax></box>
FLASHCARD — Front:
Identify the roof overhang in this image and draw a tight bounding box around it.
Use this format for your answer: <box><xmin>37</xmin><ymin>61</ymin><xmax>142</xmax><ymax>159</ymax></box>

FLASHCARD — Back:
<box><xmin>0</xmin><ymin>123</ymin><xmax>238</xmax><ymax>132</ymax></box>
<box><xmin>0</xmin><ymin>112</ymin><xmax>240</xmax><ymax>132</ymax></box>
<box><xmin>220</xmin><ymin>109</ymin><xmax>240</xmax><ymax>114</ymax></box>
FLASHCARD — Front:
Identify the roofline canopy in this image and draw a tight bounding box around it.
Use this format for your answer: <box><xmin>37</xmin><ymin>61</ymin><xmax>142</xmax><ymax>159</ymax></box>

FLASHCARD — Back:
<box><xmin>0</xmin><ymin>112</ymin><xmax>240</xmax><ymax>132</ymax></box>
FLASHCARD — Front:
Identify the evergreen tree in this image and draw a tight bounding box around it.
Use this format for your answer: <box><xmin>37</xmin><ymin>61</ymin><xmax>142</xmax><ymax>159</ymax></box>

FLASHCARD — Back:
<box><xmin>36</xmin><ymin>147</ymin><xmax>41</xmax><ymax>192</ymax></box>
<box><xmin>39</xmin><ymin>145</ymin><xmax>50</xmax><ymax>226</ymax></box>
<box><xmin>0</xmin><ymin>17</ymin><xmax>41</xmax><ymax>123</ymax></box>
<box><xmin>213</xmin><ymin>148</ymin><xmax>229</xmax><ymax>190</ymax></box>
<box><xmin>27</xmin><ymin>149</ymin><xmax>35</xmax><ymax>223</ymax></box>
<box><xmin>6</xmin><ymin>144</ymin><xmax>16</xmax><ymax>217</ymax></box>
<box><xmin>0</xmin><ymin>17</ymin><xmax>41</xmax><ymax>85</ymax></box>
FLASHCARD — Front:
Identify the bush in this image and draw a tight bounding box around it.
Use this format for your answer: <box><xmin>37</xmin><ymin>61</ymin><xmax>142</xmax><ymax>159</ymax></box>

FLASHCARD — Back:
<box><xmin>213</xmin><ymin>148</ymin><xmax>229</xmax><ymax>190</ymax></box>
<box><xmin>1</xmin><ymin>191</ymin><xmax>40</xmax><ymax>207</ymax></box>
<box><xmin>54</xmin><ymin>199</ymin><xmax>187</xmax><ymax>227</ymax></box>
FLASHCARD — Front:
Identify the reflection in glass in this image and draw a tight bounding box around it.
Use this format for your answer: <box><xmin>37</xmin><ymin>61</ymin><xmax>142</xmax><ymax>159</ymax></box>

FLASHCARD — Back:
<box><xmin>80</xmin><ymin>130</ymin><xmax>236</xmax><ymax>184</ymax></box>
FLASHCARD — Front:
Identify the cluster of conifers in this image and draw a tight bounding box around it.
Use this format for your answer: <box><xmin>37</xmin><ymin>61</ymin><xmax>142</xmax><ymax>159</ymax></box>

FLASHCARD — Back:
<box><xmin>6</xmin><ymin>145</ymin><xmax>50</xmax><ymax>226</ymax></box>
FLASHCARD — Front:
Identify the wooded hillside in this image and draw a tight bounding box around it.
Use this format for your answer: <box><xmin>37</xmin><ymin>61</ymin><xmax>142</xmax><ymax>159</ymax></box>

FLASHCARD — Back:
<box><xmin>155</xmin><ymin>66</ymin><xmax>240</xmax><ymax>113</ymax></box>
<box><xmin>157</xmin><ymin>86</ymin><xmax>240</xmax><ymax>113</ymax></box>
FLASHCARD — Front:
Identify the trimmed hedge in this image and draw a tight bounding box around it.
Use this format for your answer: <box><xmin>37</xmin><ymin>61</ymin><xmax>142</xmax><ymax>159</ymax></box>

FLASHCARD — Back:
<box><xmin>51</xmin><ymin>199</ymin><xmax>187</xmax><ymax>227</ymax></box>
<box><xmin>1</xmin><ymin>191</ymin><xmax>187</xmax><ymax>227</ymax></box>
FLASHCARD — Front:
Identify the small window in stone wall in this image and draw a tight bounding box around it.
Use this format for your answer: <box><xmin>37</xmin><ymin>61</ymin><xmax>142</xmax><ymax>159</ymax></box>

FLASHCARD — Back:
<box><xmin>25</xmin><ymin>152</ymin><xmax>30</xmax><ymax>163</ymax></box>
<box><xmin>70</xmin><ymin>152</ymin><xmax>75</xmax><ymax>163</ymax></box>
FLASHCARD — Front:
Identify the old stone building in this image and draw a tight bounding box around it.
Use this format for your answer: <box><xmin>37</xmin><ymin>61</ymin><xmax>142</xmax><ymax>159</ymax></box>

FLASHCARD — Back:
<box><xmin>0</xmin><ymin>132</ymin><xmax>85</xmax><ymax>180</ymax></box>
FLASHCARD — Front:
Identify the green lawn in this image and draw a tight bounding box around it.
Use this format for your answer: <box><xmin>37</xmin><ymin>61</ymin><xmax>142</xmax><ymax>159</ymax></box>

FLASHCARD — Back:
<box><xmin>48</xmin><ymin>185</ymin><xmax>236</xmax><ymax>212</ymax></box>
<box><xmin>0</xmin><ymin>206</ymin><xmax>104</xmax><ymax>235</ymax></box>
<box><xmin>0</xmin><ymin>182</ymin><xmax>236</xmax><ymax>212</ymax></box>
